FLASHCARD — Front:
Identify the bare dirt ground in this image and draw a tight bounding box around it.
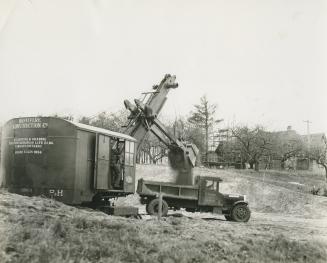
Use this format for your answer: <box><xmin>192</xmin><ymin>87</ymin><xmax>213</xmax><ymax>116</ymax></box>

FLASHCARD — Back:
<box><xmin>0</xmin><ymin>165</ymin><xmax>327</xmax><ymax>262</ymax></box>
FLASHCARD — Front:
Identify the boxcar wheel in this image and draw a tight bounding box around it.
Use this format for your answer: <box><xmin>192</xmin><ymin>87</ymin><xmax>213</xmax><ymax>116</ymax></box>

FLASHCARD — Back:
<box><xmin>147</xmin><ymin>198</ymin><xmax>169</xmax><ymax>217</ymax></box>
<box><xmin>231</xmin><ymin>204</ymin><xmax>251</xmax><ymax>222</ymax></box>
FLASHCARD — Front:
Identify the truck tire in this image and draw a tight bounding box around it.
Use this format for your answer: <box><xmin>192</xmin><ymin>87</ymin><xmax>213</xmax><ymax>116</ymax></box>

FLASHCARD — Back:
<box><xmin>145</xmin><ymin>203</ymin><xmax>151</xmax><ymax>214</ymax></box>
<box><xmin>147</xmin><ymin>198</ymin><xmax>169</xmax><ymax>217</ymax></box>
<box><xmin>224</xmin><ymin>215</ymin><xmax>232</xmax><ymax>221</ymax></box>
<box><xmin>231</xmin><ymin>204</ymin><xmax>251</xmax><ymax>222</ymax></box>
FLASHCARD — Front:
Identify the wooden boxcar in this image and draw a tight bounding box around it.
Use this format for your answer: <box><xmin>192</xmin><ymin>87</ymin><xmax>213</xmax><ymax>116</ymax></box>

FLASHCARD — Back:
<box><xmin>0</xmin><ymin>117</ymin><xmax>137</xmax><ymax>204</ymax></box>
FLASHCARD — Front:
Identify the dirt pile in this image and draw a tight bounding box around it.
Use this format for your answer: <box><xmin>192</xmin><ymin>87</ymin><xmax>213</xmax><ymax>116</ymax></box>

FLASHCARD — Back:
<box><xmin>189</xmin><ymin>167</ymin><xmax>327</xmax><ymax>217</ymax></box>
<box><xmin>1</xmin><ymin>189</ymin><xmax>327</xmax><ymax>263</ymax></box>
<box><xmin>217</xmin><ymin>176</ymin><xmax>311</xmax><ymax>214</ymax></box>
<box><xmin>233</xmin><ymin>179</ymin><xmax>323</xmax><ymax>215</ymax></box>
<box><xmin>135</xmin><ymin>165</ymin><xmax>327</xmax><ymax>217</ymax></box>
<box><xmin>1</xmin><ymin>166</ymin><xmax>327</xmax><ymax>262</ymax></box>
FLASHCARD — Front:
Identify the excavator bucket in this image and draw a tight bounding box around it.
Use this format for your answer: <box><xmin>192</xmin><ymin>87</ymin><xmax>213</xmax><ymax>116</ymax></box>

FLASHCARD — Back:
<box><xmin>167</xmin><ymin>143</ymin><xmax>199</xmax><ymax>185</ymax></box>
<box><xmin>186</xmin><ymin>144</ymin><xmax>199</xmax><ymax>167</ymax></box>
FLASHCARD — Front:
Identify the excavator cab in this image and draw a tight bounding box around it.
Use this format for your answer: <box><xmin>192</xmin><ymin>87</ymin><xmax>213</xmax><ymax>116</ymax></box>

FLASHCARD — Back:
<box><xmin>94</xmin><ymin>135</ymin><xmax>136</xmax><ymax>194</ymax></box>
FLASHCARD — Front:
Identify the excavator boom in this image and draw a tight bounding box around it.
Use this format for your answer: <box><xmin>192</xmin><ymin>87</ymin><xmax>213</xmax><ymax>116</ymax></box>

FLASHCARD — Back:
<box><xmin>123</xmin><ymin>74</ymin><xmax>198</xmax><ymax>185</ymax></box>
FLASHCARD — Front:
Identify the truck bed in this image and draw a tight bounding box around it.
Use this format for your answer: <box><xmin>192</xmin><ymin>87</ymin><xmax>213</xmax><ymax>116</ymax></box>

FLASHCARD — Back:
<box><xmin>137</xmin><ymin>179</ymin><xmax>199</xmax><ymax>200</ymax></box>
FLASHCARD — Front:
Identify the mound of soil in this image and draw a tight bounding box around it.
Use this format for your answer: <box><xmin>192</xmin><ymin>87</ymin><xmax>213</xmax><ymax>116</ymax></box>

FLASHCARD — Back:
<box><xmin>1</xmin><ymin>166</ymin><xmax>327</xmax><ymax>262</ymax></box>
<box><xmin>1</xmin><ymin>189</ymin><xmax>326</xmax><ymax>263</ymax></box>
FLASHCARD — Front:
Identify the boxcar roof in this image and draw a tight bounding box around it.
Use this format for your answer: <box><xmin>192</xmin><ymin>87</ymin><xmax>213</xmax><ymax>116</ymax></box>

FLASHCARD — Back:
<box><xmin>69</xmin><ymin>121</ymin><xmax>137</xmax><ymax>142</ymax></box>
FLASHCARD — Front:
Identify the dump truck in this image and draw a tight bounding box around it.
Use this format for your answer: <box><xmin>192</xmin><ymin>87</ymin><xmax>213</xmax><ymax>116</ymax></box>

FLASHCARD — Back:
<box><xmin>137</xmin><ymin>176</ymin><xmax>250</xmax><ymax>222</ymax></box>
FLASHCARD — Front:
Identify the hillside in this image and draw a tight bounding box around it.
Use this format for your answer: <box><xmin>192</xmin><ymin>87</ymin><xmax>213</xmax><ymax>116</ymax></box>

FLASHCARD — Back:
<box><xmin>0</xmin><ymin>165</ymin><xmax>327</xmax><ymax>263</ymax></box>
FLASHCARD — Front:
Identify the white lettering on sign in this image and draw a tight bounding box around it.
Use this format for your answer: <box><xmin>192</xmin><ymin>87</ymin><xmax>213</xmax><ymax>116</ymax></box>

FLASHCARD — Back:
<box><xmin>10</xmin><ymin>137</ymin><xmax>54</xmax><ymax>155</ymax></box>
<box><xmin>49</xmin><ymin>189</ymin><xmax>64</xmax><ymax>197</ymax></box>
<box><xmin>19</xmin><ymin>117</ymin><xmax>41</xmax><ymax>123</ymax></box>
<box><xmin>13</xmin><ymin>118</ymin><xmax>48</xmax><ymax>129</ymax></box>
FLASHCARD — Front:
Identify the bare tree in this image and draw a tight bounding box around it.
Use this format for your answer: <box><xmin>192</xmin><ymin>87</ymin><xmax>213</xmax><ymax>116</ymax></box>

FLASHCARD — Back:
<box><xmin>188</xmin><ymin>95</ymin><xmax>218</xmax><ymax>162</ymax></box>
<box><xmin>78</xmin><ymin>116</ymin><xmax>91</xmax><ymax>125</ymax></box>
<box><xmin>231</xmin><ymin>125</ymin><xmax>274</xmax><ymax>171</ymax></box>
<box><xmin>138</xmin><ymin>134</ymin><xmax>168</xmax><ymax>164</ymax></box>
<box><xmin>79</xmin><ymin>110</ymin><xmax>128</xmax><ymax>133</ymax></box>
<box><xmin>271</xmin><ymin>135</ymin><xmax>304</xmax><ymax>169</ymax></box>
<box><xmin>168</xmin><ymin>117</ymin><xmax>205</xmax><ymax>153</ymax></box>
<box><xmin>51</xmin><ymin>114</ymin><xmax>74</xmax><ymax>121</ymax></box>
<box><xmin>309</xmin><ymin>135</ymin><xmax>327</xmax><ymax>181</ymax></box>
<box><xmin>0</xmin><ymin>126</ymin><xmax>2</xmax><ymax>162</ymax></box>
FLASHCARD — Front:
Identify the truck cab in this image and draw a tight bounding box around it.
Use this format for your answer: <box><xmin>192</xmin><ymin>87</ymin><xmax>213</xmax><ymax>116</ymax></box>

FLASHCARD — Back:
<box><xmin>196</xmin><ymin>176</ymin><xmax>250</xmax><ymax>221</ymax></box>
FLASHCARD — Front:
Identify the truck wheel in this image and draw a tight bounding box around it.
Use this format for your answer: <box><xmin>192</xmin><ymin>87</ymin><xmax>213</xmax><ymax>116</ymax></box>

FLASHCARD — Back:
<box><xmin>145</xmin><ymin>203</ymin><xmax>151</xmax><ymax>214</ymax></box>
<box><xmin>231</xmin><ymin>204</ymin><xmax>251</xmax><ymax>222</ymax></box>
<box><xmin>224</xmin><ymin>215</ymin><xmax>232</xmax><ymax>221</ymax></box>
<box><xmin>147</xmin><ymin>198</ymin><xmax>169</xmax><ymax>216</ymax></box>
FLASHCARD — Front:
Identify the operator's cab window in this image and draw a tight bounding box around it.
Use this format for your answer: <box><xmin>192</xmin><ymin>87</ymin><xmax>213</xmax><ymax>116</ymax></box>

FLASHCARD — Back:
<box><xmin>125</xmin><ymin>140</ymin><xmax>135</xmax><ymax>166</ymax></box>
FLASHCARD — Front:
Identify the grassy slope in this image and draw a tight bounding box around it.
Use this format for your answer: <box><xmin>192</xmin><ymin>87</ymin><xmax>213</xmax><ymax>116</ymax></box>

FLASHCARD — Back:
<box><xmin>0</xmin><ymin>166</ymin><xmax>327</xmax><ymax>263</ymax></box>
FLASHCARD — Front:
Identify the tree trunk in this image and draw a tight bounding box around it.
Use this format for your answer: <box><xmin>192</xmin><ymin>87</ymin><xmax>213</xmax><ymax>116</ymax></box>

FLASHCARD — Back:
<box><xmin>281</xmin><ymin>158</ymin><xmax>285</xmax><ymax>169</ymax></box>
<box><xmin>205</xmin><ymin>124</ymin><xmax>209</xmax><ymax>163</ymax></box>
<box><xmin>254</xmin><ymin>161</ymin><xmax>260</xmax><ymax>171</ymax></box>
<box><xmin>249</xmin><ymin>162</ymin><xmax>254</xmax><ymax>169</ymax></box>
<box><xmin>316</xmin><ymin>160</ymin><xmax>327</xmax><ymax>182</ymax></box>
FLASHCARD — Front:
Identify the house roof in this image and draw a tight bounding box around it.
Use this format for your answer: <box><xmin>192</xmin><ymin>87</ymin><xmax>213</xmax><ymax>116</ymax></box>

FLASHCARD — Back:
<box><xmin>301</xmin><ymin>133</ymin><xmax>326</xmax><ymax>147</ymax></box>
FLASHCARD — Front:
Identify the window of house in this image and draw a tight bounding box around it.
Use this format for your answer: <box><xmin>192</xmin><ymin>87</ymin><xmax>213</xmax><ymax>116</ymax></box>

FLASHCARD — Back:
<box><xmin>125</xmin><ymin>140</ymin><xmax>135</xmax><ymax>166</ymax></box>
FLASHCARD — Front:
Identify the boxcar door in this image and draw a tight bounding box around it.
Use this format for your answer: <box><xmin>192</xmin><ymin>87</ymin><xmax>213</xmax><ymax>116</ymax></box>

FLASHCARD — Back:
<box><xmin>123</xmin><ymin>140</ymin><xmax>136</xmax><ymax>193</ymax></box>
<box><xmin>94</xmin><ymin>134</ymin><xmax>110</xmax><ymax>189</ymax></box>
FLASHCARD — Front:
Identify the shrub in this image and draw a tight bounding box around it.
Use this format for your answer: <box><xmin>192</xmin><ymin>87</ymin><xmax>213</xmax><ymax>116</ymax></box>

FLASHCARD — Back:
<box><xmin>310</xmin><ymin>186</ymin><xmax>320</xmax><ymax>195</ymax></box>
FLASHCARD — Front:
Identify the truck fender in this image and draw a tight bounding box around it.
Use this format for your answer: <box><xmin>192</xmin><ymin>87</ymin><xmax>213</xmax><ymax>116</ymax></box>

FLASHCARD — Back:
<box><xmin>232</xmin><ymin>200</ymin><xmax>249</xmax><ymax>207</ymax></box>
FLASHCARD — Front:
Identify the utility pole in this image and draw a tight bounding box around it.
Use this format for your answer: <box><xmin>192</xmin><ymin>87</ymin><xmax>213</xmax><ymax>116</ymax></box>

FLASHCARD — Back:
<box><xmin>303</xmin><ymin>120</ymin><xmax>312</xmax><ymax>150</ymax></box>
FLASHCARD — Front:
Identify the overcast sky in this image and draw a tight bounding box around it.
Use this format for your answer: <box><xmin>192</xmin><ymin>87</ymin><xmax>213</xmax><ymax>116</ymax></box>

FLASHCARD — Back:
<box><xmin>0</xmin><ymin>0</ymin><xmax>326</xmax><ymax>134</ymax></box>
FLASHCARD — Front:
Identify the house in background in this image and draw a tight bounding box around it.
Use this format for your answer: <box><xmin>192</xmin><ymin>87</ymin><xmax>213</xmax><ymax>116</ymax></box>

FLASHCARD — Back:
<box><xmin>134</xmin><ymin>125</ymin><xmax>326</xmax><ymax>171</ymax></box>
<box><xmin>208</xmin><ymin>125</ymin><xmax>326</xmax><ymax>171</ymax></box>
<box><xmin>300</xmin><ymin>132</ymin><xmax>327</xmax><ymax>172</ymax></box>
<box><xmin>267</xmin><ymin>127</ymin><xmax>326</xmax><ymax>171</ymax></box>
